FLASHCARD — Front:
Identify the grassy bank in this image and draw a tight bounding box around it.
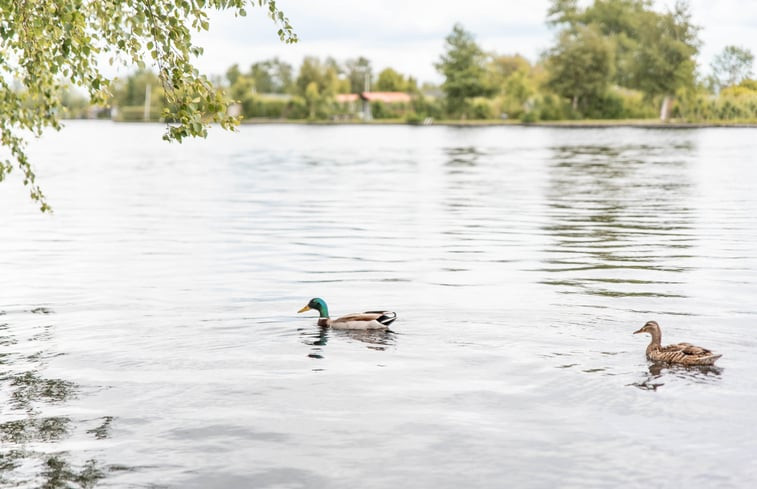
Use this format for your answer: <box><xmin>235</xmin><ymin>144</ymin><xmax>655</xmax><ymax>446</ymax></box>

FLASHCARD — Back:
<box><xmin>240</xmin><ymin>118</ymin><xmax>757</xmax><ymax>128</ymax></box>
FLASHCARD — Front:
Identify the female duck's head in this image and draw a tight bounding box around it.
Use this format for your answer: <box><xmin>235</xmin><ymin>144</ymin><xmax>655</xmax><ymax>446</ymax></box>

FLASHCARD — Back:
<box><xmin>298</xmin><ymin>298</ymin><xmax>329</xmax><ymax>318</ymax></box>
<box><xmin>633</xmin><ymin>320</ymin><xmax>662</xmax><ymax>344</ymax></box>
<box><xmin>633</xmin><ymin>320</ymin><xmax>660</xmax><ymax>336</ymax></box>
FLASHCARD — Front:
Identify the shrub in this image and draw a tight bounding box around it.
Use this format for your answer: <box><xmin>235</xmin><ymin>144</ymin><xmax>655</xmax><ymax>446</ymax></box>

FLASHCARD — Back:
<box><xmin>470</xmin><ymin>98</ymin><xmax>494</xmax><ymax>119</ymax></box>
<box><xmin>536</xmin><ymin>94</ymin><xmax>570</xmax><ymax>121</ymax></box>
<box><xmin>116</xmin><ymin>105</ymin><xmax>161</xmax><ymax>121</ymax></box>
<box><xmin>404</xmin><ymin>112</ymin><xmax>424</xmax><ymax>124</ymax></box>
<box><xmin>521</xmin><ymin>110</ymin><xmax>539</xmax><ymax>123</ymax></box>
<box><xmin>411</xmin><ymin>96</ymin><xmax>443</xmax><ymax>119</ymax></box>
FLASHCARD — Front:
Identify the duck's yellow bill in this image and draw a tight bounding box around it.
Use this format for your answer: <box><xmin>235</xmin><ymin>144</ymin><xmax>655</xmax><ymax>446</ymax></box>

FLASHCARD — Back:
<box><xmin>297</xmin><ymin>305</ymin><xmax>311</xmax><ymax>313</ymax></box>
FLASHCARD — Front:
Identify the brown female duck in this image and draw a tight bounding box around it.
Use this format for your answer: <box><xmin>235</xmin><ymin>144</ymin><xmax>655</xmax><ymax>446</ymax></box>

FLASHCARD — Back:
<box><xmin>633</xmin><ymin>320</ymin><xmax>721</xmax><ymax>366</ymax></box>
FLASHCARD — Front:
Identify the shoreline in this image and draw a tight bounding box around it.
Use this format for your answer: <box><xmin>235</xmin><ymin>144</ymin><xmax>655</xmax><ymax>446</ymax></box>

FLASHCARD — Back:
<box><xmin>66</xmin><ymin>118</ymin><xmax>757</xmax><ymax>129</ymax></box>
<box><xmin>239</xmin><ymin>118</ymin><xmax>757</xmax><ymax>129</ymax></box>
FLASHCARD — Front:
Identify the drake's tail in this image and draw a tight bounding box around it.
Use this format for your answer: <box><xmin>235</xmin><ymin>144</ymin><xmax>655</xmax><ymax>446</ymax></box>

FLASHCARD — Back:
<box><xmin>367</xmin><ymin>311</ymin><xmax>397</xmax><ymax>327</ymax></box>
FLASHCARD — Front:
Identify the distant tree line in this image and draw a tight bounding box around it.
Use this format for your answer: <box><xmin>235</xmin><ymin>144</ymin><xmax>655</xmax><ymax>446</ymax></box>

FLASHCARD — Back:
<box><xmin>65</xmin><ymin>0</ymin><xmax>756</xmax><ymax>124</ymax></box>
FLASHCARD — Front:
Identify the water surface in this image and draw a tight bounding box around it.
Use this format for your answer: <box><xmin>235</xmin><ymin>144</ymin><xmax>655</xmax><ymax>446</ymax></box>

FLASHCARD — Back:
<box><xmin>1</xmin><ymin>122</ymin><xmax>756</xmax><ymax>487</ymax></box>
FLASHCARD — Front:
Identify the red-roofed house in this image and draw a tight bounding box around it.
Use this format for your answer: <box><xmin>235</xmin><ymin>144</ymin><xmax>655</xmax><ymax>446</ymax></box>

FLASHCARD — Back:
<box><xmin>360</xmin><ymin>92</ymin><xmax>412</xmax><ymax>104</ymax></box>
<box><xmin>333</xmin><ymin>91</ymin><xmax>413</xmax><ymax>120</ymax></box>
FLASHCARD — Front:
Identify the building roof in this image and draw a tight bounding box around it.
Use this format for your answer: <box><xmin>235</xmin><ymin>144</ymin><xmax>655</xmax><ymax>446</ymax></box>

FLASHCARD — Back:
<box><xmin>360</xmin><ymin>91</ymin><xmax>412</xmax><ymax>103</ymax></box>
<box><xmin>335</xmin><ymin>93</ymin><xmax>360</xmax><ymax>103</ymax></box>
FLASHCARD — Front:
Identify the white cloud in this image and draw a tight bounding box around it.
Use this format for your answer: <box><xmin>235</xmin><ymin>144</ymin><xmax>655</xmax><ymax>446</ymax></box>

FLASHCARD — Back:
<box><xmin>191</xmin><ymin>0</ymin><xmax>757</xmax><ymax>83</ymax></box>
<box><xmin>686</xmin><ymin>0</ymin><xmax>757</xmax><ymax>73</ymax></box>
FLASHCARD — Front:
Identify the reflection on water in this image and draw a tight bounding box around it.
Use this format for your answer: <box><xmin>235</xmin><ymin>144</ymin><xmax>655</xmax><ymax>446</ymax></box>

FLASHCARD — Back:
<box><xmin>2</xmin><ymin>124</ymin><xmax>757</xmax><ymax>488</ymax></box>
<box><xmin>7</xmin><ymin>371</ymin><xmax>76</xmax><ymax>411</ymax></box>
<box><xmin>86</xmin><ymin>416</ymin><xmax>114</xmax><ymax>440</ymax></box>
<box><xmin>0</xmin><ymin>310</ymin><xmax>112</xmax><ymax>487</ymax></box>
<box><xmin>444</xmin><ymin>146</ymin><xmax>482</xmax><ymax>168</ymax></box>
<box><xmin>41</xmin><ymin>457</ymin><xmax>104</xmax><ymax>489</ymax></box>
<box><xmin>630</xmin><ymin>362</ymin><xmax>723</xmax><ymax>391</ymax></box>
<box><xmin>300</xmin><ymin>326</ymin><xmax>396</xmax><ymax>359</ymax></box>
<box><xmin>542</xmin><ymin>142</ymin><xmax>696</xmax><ymax>300</ymax></box>
<box><xmin>300</xmin><ymin>327</ymin><xmax>329</xmax><ymax>359</ymax></box>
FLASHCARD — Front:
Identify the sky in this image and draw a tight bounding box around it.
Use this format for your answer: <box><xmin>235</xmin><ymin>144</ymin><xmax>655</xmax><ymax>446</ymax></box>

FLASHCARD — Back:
<box><xmin>192</xmin><ymin>0</ymin><xmax>757</xmax><ymax>84</ymax></box>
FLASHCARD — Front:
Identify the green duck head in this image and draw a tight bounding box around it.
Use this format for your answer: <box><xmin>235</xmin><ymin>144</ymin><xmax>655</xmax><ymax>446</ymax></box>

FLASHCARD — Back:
<box><xmin>298</xmin><ymin>298</ymin><xmax>329</xmax><ymax>318</ymax></box>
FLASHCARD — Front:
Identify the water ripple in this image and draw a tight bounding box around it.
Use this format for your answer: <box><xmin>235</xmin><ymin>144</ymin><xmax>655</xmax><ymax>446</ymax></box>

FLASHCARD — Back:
<box><xmin>2</xmin><ymin>124</ymin><xmax>757</xmax><ymax>487</ymax></box>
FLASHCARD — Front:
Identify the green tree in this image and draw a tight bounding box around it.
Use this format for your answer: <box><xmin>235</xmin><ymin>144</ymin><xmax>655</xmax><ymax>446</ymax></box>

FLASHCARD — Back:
<box><xmin>375</xmin><ymin>68</ymin><xmax>407</xmax><ymax>92</ymax></box>
<box><xmin>112</xmin><ymin>70</ymin><xmax>161</xmax><ymax>107</ymax></box>
<box><xmin>545</xmin><ymin>24</ymin><xmax>615</xmax><ymax>112</ymax></box>
<box><xmin>580</xmin><ymin>0</ymin><xmax>647</xmax><ymax>88</ymax></box>
<box><xmin>629</xmin><ymin>2</ymin><xmax>700</xmax><ymax>119</ymax></box>
<box><xmin>226</xmin><ymin>64</ymin><xmax>243</xmax><ymax>86</ymax></box>
<box><xmin>1</xmin><ymin>0</ymin><xmax>296</xmax><ymax>211</ymax></box>
<box><xmin>267</xmin><ymin>58</ymin><xmax>295</xmax><ymax>94</ymax></box>
<box><xmin>344</xmin><ymin>57</ymin><xmax>372</xmax><ymax>93</ymax></box>
<box><xmin>304</xmin><ymin>81</ymin><xmax>320</xmax><ymax>119</ymax></box>
<box><xmin>250</xmin><ymin>61</ymin><xmax>275</xmax><ymax>93</ymax></box>
<box><xmin>549</xmin><ymin>0</ymin><xmax>655</xmax><ymax>89</ymax></box>
<box><xmin>547</xmin><ymin>0</ymin><xmax>580</xmax><ymax>26</ymax></box>
<box><xmin>435</xmin><ymin>24</ymin><xmax>490</xmax><ymax>116</ymax></box>
<box><xmin>295</xmin><ymin>57</ymin><xmax>328</xmax><ymax>96</ymax></box>
<box><xmin>406</xmin><ymin>76</ymin><xmax>420</xmax><ymax>94</ymax></box>
<box><xmin>546</xmin><ymin>0</ymin><xmax>700</xmax><ymax>119</ymax></box>
<box><xmin>322</xmin><ymin>58</ymin><xmax>348</xmax><ymax>95</ymax></box>
<box><xmin>711</xmin><ymin>46</ymin><xmax>755</xmax><ymax>90</ymax></box>
<box><xmin>503</xmin><ymin>69</ymin><xmax>536</xmax><ymax>106</ymax></box>
<box><xmin>250</xmin><ymin>57</ymin><xmax>295</xmax><ymax>94</ymax></box>
<box><xmin>60</xmin><ymin>87</ymin><xmax>91</xmax><ymax>119</ymax></box>
<box><xmin>295</xmin><ymin>57</ymin><xmax>345</xmax><ymax>98</ymax></box>
<box><xmin>224</xmin><ymin>64</ymin><xmax>257</xmax><ymax>117</ymax></box>
<box><xmin>110</xmin><ymin>69</ymin><xmax>165</xmax><ymax>121</ymax></box>
<box><xmin>228</xmin><ymin>74</ymin><xmax>255</xmax><ymax>103</ymax></box>
<box><xmin>486</xmin><ymin>54</ymin><xmax>532</xmax><ymax>94</ymax></box>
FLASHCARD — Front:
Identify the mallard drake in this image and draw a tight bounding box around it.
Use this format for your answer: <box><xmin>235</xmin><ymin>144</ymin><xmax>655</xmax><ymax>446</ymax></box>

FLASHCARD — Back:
<box><xmin>297</xmin><ymin>298</ymin><xmax>397</xmax><ymax>330</ymax></box>
<box><xmin>633</xmin><ymin>320</ymin><xmax>721</xmax><ymax>366</ymax></box>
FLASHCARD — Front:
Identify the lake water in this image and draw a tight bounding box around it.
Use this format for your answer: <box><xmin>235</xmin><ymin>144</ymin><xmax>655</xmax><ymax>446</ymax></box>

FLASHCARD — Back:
<box><xmin>2</xmin><ymin>121</ymin><xmax>757</xmax><ymax>488</ymax></box>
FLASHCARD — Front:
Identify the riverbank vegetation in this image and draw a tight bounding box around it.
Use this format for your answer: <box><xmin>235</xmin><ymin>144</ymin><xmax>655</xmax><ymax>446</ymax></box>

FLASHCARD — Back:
<box><xmin>66</xmin><ymin>0</ymin><xmax>757</xmax><ymax>126</ymax></box>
